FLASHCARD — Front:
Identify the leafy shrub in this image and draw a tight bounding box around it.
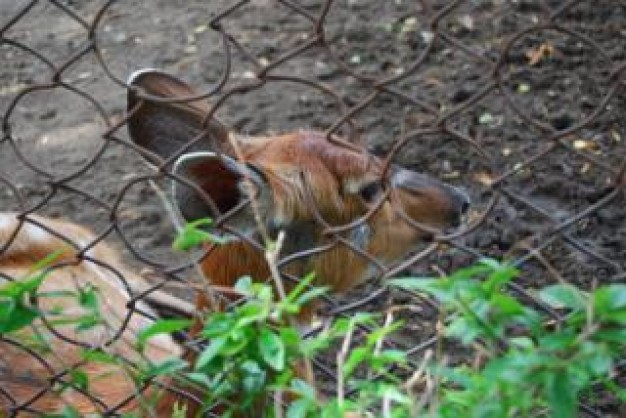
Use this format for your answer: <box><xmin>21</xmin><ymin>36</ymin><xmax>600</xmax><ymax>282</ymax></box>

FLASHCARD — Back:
<box><xmin>2</xmin><ymin>223</ymin><xmax>623</xmax><ymax>417</ymax></box>
<box><xmin>390</xmin><ymin>259</ymin><xmax>626</xmax><ymax>418</ymax></box>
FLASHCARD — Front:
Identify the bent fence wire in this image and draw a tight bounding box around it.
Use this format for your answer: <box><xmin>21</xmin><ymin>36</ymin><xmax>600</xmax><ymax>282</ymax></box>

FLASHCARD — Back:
<box><xmin>1</xmin><ymin>0</ymin><xmax>624</xmax><ymax>416</ymax></box>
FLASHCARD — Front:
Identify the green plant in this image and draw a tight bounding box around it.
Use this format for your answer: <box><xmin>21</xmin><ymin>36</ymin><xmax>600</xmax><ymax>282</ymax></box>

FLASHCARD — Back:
<box><xmin>138</xmin><ymin>274</ymin><xmax>411</xmax><ymax>418</ymax></box>
<box><xmin>390</xmin><ymin>258</ymin><xmax>626</xmax><ymax>418</ymax></box>
<box><xmin>5</xmin><ymin>218</ymin><xmax>622</xmax><ymax>418</ymax></box>
<box><xmin>159</xmin><ymin>219</ymin><xmax>413</xmax><ymax>417</ymax></box>
<box><xmin>0</xmin><ymin>250</ymin><xmax>61</xmax><ymax>333</ymax></box>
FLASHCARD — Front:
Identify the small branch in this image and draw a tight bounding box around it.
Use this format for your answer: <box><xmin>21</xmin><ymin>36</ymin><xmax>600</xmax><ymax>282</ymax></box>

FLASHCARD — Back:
<box><xmin>266</xmin><ymin>230</ymin><xmax>288</xmax><ymax>300</ymax></box>
<box><xmin>147</xmin><ymin>179</ymin><xmax>219</xmax><ymax>311</ymax></box>
<box><xmin>128</xmin><ymin>281</ymin><xmax>196</xmax><ymax>317</ymax></box>
<box><xmin>337</xmin><ymin>321</ymin><xmax>356</xmax><ymax>409</ymax></box>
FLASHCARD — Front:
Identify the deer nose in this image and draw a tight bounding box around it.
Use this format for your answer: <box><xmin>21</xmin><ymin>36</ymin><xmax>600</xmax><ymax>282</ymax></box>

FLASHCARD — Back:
<box><xmin>449</xmin><ymin>187</ymin><xmax>471</xmax><ymax>227</ymax></box>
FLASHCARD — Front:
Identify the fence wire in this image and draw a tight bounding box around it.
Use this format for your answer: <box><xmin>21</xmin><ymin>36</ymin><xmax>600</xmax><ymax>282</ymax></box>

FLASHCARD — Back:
<box><xmin>1</xmin><ymin>0</ymin><xmax>625</xmax><ymax>416</ymax></box>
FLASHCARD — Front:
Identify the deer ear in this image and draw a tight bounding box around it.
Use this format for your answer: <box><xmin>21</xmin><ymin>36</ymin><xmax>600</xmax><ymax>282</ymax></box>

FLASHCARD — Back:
<box><xmin>126</xmin><ymin>69</ymin><xmax>229</xmax><ymax>163</ymax></box>
<box><xmin>172</xmin><ymin>152</ymin><xmax>266</xmax><ymax>222</ymax></box>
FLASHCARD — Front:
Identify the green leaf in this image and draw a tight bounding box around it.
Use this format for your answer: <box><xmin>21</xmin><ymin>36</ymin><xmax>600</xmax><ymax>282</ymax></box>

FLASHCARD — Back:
<box><xmin>173</xmin><ymin>218</ymin><xmax>226</xmax><ymax>251</ymax></box>
<box><xmin>42</xmin><ymin>405</ymin><xmax>81</xmax><ymax>418</ymax></box>
<box><xmin>294</xmin><ymin>286</ymin><xmax>329</xmax><ymax>307</ymax></box>
<box><xmin>258</xmin><ymin>328</ymin><xmax>285</xmax><ymax>371</ymax></box>
<box><xmin>539</xmin><ymin>331</ymin><xmax>576</xmax><ymax>351</ymax></box>
<box><xmin>546</xmin><ymin>371</ymin><xmax>577</xmax><ymax>418</ymax></box>
<box><xmin>279</xmin><ymin>327</ymin><xmax>301</xmax><ymax>349</ymax></box>
<box><xmin>202</xmin><ymin>313</ymin><xmax>233</xmax><ymax>337</ymax></box>
<box><xmin>387</xmin><ymin>277</ymin><xmax>438</xmax><ymax>292</ymax></box>
<box><xmin>0</xmin><ymin>299</ymin><xmax>14</xmax><ymax>322</ymax></box>
<box><xmin>75</xmin><ymin>313</ymin><xmax>105</xmax><ymax>332</ymax></box>
<box><xmin>286</xmin><ymin>398</ymin><xmax>312</xmax><ymax>418</ymax></box>
<box><xmin>539</xmin><ymin>284</ymin><xmax>587</xmax><ymax>310</ymax></box>
<box><xmin>282</xmin><ymin>272</ymin><xmax>316</xmax><ymax>304</ymax></box>
<box><xmin>0</xmin><ymin>302</ymin><xmax>40</xmax><ymax>333</ymax></box>
<box><xmin>240</xmin><ymin>360</ymin><xmax>266</xmax><ymax>393</ymax></box>
<box><xmin>490</xmin><ymin>294</ymin><xmax>524</xmax><ymax>315</ymax></box>
<box><xmin>0</xmin><ymin>274</ymin><xmax>45</xmax><ymax>298</ymax></box>
<box><xmin>366</xmin><ymin>320</ymin><xmax>403</xmax><ymax>346</ymax></box>
<box><xmin>290</xmin><ymin>378</ymin><xmax>317</xmax><ymax>400</ymax></box>
<box><xmin>81</xmin><ymin>349</ymin><xmax>120</xmax><ymax>365</ymax></box>
<box><xmin>235</xmin><ymin>303</ymin><xmax>267</xmax><ymax>328</ymax></box>
<box><xmin>374</xmin><ymin>349</ymin><xmax>406</xmax><ymax>364</ymax></box>
<box><xmin>68</xmin><ymin>369</ymin><xmax>89</xmax><ymax>391</ymax></box>
<box><xmin>343</xmin><ymin>347</ymin><xmax>368</xmax><ymax>377</ymax></box>
<box><xmin>29</xmin><ymin>249</ymin><xmax>64</xmax><ymax>273</ymax></box>
<box><xmin>195</xmin><ymin>336</ymin><xmax>227</xmax><ymax>371</ymax></box>
<box><xmin>509</xmin><ymin>336</ymin><xmax>534</xmax><ymax>350</ymax></box>
<box><xmin>594</xmin><ymin>284</ymin><xmax>626</xmax><ymax>321</ymax></box>
<box><xmin>482</xmin><ymin>263</ymin><xmax>519</xmax><ymax>293</ymax></box>
<box><xmin>137</xmin><ymin>318</ymin><xmax>191</xmax><ymax>350</ymax></box>
<box><xmin>446</xmin><ymin>317</ymin><xmax>481</xmax><ymax>345</ymax></box>
<box><xmin>77</xmin><ymin>285</ymin><xmax>99</xmax><ymax>311</ymax></box>
<box><xmin>594</xmin><ymin>328</ymin><xmax>626</xmax><ymax>344</ymax></box>
<box><xmin>183</xmin><ymin>372</ymin><xmax>214</xmax><ymax>389</ymax></box>
<box><xmin>448</xmin><ymin>261</ymin><xmax>495</xmax><ymax>281</ymax></box>
<box><xmin>234</xmin><ymin>276</ymin><xmax>254</xmax><ymax>295</ymax></box>
<box><xmin>145</xmin><ymin>357</ymin><xmax>188</xmax><ymax>379</ymax></box>
<box><xmin>586</xmin><ymin>350</ymin><xmax>613</xmax><ymax>376</ymax></box>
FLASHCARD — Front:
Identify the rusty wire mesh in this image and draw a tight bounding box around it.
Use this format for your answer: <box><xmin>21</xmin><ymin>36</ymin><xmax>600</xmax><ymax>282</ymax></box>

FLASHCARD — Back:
<box><xmin>1</xmin><ymin>0</ymin><xmax>625</xmax><ymax>416</ymax></box>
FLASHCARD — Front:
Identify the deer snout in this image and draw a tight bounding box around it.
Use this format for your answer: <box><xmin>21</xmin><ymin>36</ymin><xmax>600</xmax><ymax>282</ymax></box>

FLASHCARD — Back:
<box><xmin>445</xmin><ymin>186</ymin><xmax>471</xmax><ymax>228</ymax></box>
<box><xmin>391</xmin><ymin>168</ymin><xmax>470</xmax><ymax>230</ymax></box>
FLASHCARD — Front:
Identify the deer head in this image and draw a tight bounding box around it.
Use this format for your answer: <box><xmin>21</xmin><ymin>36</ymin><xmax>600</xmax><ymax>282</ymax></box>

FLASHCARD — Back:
<box><xmin>126</xmin><ymin>70</ymin><xmax>469</xmax><ymax>291</ymax></box>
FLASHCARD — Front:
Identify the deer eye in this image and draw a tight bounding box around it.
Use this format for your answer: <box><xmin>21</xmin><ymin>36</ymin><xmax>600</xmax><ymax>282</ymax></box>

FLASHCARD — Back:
<box><xmin>359</xmin><ymin>181</ymin><xmax>383</xmax><ymax>203</ymax></box>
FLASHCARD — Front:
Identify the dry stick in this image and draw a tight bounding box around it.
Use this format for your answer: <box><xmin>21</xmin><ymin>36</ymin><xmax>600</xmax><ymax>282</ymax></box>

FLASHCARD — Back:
<box><xmin>126</xmin><ymin>280</ymin><xmax>196</xmax><ymax>317</ymax></box>
<box><xmin>414</xmin><ymin>365</ymin><xmax>437</xmax><ymax>415</ymax></box>
<box><xmin>228</xmin><ymin>133</ymin><xmax>271</xmax><ymax>245</ymax></box>
<box><xmin>511</xmin><ymin>239</ymin><xmax>567</xmax><ymax>284</ymax></box>
<box><xmin>375</xmin><ymin>311</ymin><xmax>395</xmax><ymax>418</ymax></box>
<box><xmin>266</xmin><ymin>230</ymin><xmax>287</xmax><ymax>418</ymax></box>
<box><xmin>382</xmin><ymin>394</ymin><xmax>391</xmax><ymax>418</ymax></box>
<box><xmin>227</xmin><ymin>134</ymin><xmax>316</xmax><ymax>416</ymax></box>
<box><xmin>404</xmin><ymin>348</ymin><xmax>433</xmax><ymax>392</ymax></box>
<box><xmin>146</xmin><ymin>179</ymin><xmax>219</xmax><ymax>313</ymax></box>
<box><xmin>403</xmin><ymin>349</ymin><xmax>434</xmax><ymax>416</ymax></box>
<box><xmin>337</xmin><ymin>322</ymin><xmax>356</xmax><ymax>410</ymax></box>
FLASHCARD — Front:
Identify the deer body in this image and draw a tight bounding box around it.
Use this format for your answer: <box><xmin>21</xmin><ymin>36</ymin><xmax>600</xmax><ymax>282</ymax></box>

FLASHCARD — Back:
<box><xmin>0</xmin><ymin>214</ymin><xmax>181</xmax><ymax>416</ymax></box>
<box><xmin>0</xmin><ymin>69</ymin><xmax>469</xmax><ymax>416</ymax></box>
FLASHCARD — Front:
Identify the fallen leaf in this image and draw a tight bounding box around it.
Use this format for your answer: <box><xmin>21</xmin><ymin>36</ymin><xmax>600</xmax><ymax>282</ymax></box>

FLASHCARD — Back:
<box><xmin>572</xmin><ymin>139</ymin><xmax>599</xmax><ymax>151</ymax></box>
<box><xmin>478</xmin><ymin>112</ymin><xmax>495</xmax><ymax>125</ymax></box>
<box><xmin>610</xmin><ymin>130</ymin><xmax>621</xmax><ymax>143</ymax></box>
<box><xmin>580</xmin><ymin>162</ymin><xmax>591</xmax><ymax>174</ymax></box>
<box><xmin>442</xmin><ymin>171</ymin><xmax>460</xmax><ymax>179</ymax></box>
<box><xmin>526</xmin><ymin>43</ymin><xmax>554</xmax><ymax>66</ymax></box>
<box><xmin>194</xmin><ymin>24</ymin><xmax>208</xmax><ymax>34</ymax></box>
<box><xmin>473</xmin><ymin>172</ymin><xmax>494</xmax><ymax>186</ymax></box>
<box><xmin>457</xmin><ymin>14</ymin><xmax>474</xmax><ymax>31</ymax></box>
<box><xmin>0</xmin><ymin>83</ymin><xmax>27</xmax><ymax>97</ymax></box>
<box><xmin>401</xmin><ymin>17</ymin><xmax>418</xmax><ymax>34</ymax></box>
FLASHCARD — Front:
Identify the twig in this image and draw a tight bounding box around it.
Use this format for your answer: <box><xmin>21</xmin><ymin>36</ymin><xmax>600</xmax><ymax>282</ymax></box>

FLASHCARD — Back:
<box><xmin>127</xmin><ymin>280</ymin><xmax>196</xmax><ymax>317</ymax></box>
<box><xmin>337</xmin><ymin>320</ymin><xmax>356</xmax><ymax>409</ymax></box>
<box><xmin>147</xmin><ymin>179</ymin><xmax>219</xmax><ymax>311</ymax></box>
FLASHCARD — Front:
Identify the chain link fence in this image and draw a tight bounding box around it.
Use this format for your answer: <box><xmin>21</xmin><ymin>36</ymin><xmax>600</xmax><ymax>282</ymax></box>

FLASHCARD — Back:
<box><xmin>1</xmin><ymin>0</ymin><xmax>625</xmax><ymax>416</ymax></box>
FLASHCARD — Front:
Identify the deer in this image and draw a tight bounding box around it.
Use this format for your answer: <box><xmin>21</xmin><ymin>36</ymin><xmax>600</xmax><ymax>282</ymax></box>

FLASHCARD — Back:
<box><xmin>0</xmin><ymin>69</ymin><xmax>469</xmax><ymax>416</ymax></box>
<box><xmin>0</xmin><ymin>213</ymin><xmax>184</xmax><ymax>416</ymax></box>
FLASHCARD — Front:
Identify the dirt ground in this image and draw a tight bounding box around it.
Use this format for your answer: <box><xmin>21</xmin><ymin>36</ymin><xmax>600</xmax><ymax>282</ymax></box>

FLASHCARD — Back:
<box><xmin>1</xmin><ymin>0</ymin><xmax>625</xmax><ymax>415</ymax></box>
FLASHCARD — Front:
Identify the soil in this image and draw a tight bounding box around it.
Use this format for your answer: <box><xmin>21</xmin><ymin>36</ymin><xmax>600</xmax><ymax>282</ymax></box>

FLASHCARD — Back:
<box><xmin>1</xmin><ymin>0</ymin><xmax>624</xmax><ymax>416</ymax></box>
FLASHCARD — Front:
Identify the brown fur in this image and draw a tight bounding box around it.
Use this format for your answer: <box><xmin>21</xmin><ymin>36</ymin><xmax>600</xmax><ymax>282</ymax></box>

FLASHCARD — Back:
<box><xmin>0</xmin><ymin>214</ymin><xmax>181</xmax><ymax>416</ymax></box>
